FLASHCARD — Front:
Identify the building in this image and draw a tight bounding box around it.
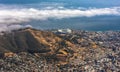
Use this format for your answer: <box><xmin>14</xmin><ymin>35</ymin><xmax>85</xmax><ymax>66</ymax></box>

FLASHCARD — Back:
<box><xmin>52</xmin><ymin>28</ymin><xmax>72</xmax><ymax>34</ymax></box>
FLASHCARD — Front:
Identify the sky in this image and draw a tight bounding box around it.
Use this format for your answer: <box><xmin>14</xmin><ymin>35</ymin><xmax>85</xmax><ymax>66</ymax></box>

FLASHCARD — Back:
<box><xmin>0</xmin><ymin>0</ymin><xmax>120</xmax><ymax>31</ymax></box>
<box><xmin>0</xmin><ymin>0</ymin><xmax>120</xmax><ymax>7</ymax></box>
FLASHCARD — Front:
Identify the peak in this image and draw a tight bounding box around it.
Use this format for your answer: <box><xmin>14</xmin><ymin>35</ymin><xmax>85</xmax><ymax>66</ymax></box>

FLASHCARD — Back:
<box><xmin>0</xmin><ymin>28</ymin><xmax>74</xmax><ymax>63</ymax></box>
<box><xmin>11</xmin><ymin>27</ymin><xmax>39</xmax><ymax>32</ymax></box>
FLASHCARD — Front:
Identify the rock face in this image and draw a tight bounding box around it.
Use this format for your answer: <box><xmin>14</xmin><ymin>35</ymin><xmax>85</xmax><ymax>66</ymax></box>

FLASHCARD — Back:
<box><xmin>0</xmin><ymin>29</ymin><xmax>120</xmax><ymax>72</ymax></box>
<box><xmin>0</xmin><ymin>28</ymin><xmax>74</xmax><ymax>61</ymax></box>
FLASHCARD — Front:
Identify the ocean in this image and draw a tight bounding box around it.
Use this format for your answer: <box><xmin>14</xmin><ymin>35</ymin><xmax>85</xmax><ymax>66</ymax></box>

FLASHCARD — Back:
<box><xmin>0</xmin><ymin>0</ymin><xmax>120</xmax><ymax>31</ymax></box>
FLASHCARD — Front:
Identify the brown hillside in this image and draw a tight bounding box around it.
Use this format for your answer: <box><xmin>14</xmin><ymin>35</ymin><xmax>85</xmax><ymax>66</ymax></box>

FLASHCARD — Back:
<box><xmin>0</xmin><ymin>28</ymin><xmax>74</xmax><ymax>60</ymax></box>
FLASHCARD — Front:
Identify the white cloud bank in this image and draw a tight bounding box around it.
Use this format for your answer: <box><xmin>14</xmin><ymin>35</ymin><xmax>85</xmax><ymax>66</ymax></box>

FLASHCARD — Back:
<box><xmin>0</xmin><ymin>6</ymin><xmax>120</xmax><ymax>32</ymax></box>
<box><xmin>0</xmin><ymin>7</ymin><xmax>120</xmax><ymax>24</ymax></box>
<box><xmin>0</xmin><ymin>24</ymin><xmax>32</xmax><ymax>32</ymax></box>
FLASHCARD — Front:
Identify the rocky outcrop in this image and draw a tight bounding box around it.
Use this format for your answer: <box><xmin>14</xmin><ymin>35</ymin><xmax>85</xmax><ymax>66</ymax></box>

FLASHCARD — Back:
<box><xmin>0</xmin><ymin>28</ymin><xmax>74</xmax><ymax>62</ymax></box>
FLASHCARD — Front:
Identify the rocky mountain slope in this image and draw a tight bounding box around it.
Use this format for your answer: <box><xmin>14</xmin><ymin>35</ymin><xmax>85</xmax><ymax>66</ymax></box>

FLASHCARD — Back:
<box><xmin>0</xmin><ymin>28</ymin><xmax>120</xmax><ymax>72</ymax></box>
<box><xmin>0</xmin><ymin>28</ymin><xmax>75</xmax><ymax>62</ymax></box>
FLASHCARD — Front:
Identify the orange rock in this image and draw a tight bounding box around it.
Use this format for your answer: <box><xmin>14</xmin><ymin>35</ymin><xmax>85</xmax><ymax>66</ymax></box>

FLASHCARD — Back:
<box><xmin>92</xmin><ymin>45</ymin><xmax>97</xmax><ymax>48</ymax></box>
<box><xmin>91</xmin><ymin>42</ymin><xmax>97</xmax><ymax>48</ymax></box>
<box><xmin>65</xmin><ymin>41</ymin><xmax>74</xmax><ymax>47</ymax></box>
<box><xmin>4</xmin><ymin>52</ymin><xmax>16</xmax><ymax>57</ymax></box>
<box><xmin>59</xmin><ymin>50</ymin><xmax>68</xmax><ymax>55</ymax></box>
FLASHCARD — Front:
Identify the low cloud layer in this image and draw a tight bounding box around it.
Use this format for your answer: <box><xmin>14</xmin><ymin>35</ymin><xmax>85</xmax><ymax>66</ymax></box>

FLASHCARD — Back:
<box><xmin>0</xmin><ymin>6</ymin><xmax>120</xmax><ymax>25</ymax></box>
<box><xmin>0</xmin><ymin>24</ymin><xmax>32</xmax><ymax>33</ymax></box>
<box><xmin>0</xmin><ymin>6</ymin><xmax>120</xmax><ymax>32</ymax></box>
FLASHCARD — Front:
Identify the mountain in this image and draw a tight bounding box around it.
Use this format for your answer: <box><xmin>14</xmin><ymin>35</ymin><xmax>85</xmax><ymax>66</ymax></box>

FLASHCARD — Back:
<box><xmin>0</xmin><ymin>28</ymin><xmax>74</xmax><ymax>62</ymax></box>
<box><xmin>0</xmin><ymin>27</ymin><xmax>119</xmax><ymax>62</ymax></box>
<box><xmin>0</xmin><ymin>28</ymin><xmax>120</xmax><ymax>71</ymax></box>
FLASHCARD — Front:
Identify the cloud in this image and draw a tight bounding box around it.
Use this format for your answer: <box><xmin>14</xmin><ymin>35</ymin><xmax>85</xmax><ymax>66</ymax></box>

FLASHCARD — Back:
<box><xmin>0</xmin><ymin>24</ymin><xmax>32</xmax><ymax>33</ymax></box>
<box><xmin>0</xmin><ymin>6</ymin><xmax>120</xmax><ymax>25</ymax></box>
